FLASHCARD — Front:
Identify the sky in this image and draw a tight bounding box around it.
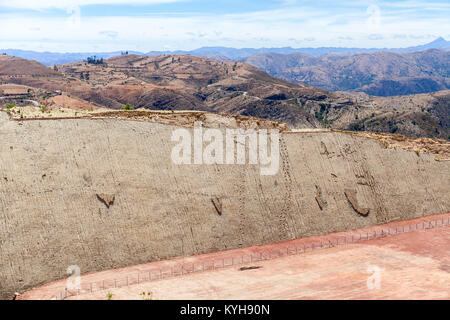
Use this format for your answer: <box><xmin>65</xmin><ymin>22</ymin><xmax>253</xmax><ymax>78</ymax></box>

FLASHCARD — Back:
<box><xmin>0</xmin><ymin>0</ymin><xmax>449</xmax><ymax>52</ymax></box>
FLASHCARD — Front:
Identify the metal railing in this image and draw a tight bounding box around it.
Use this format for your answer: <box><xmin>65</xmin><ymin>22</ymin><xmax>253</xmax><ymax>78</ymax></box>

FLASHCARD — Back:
<box><xmin>54</xmin><ymin>216</ymin><xmax>450</xmax><ymax>300</ymax></box>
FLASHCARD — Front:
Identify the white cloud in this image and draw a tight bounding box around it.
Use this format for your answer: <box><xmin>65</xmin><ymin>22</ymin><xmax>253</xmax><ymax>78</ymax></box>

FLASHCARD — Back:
<box><xmin>0</xmin><ymin>0</ymin><xmax>183</xmax><ymax>10</ymax></box>
<box><xmin>0</xmin><ymin>1</ymin><xmax>448</xmax><ymax>51</ymax></box>
<box><xmin>99</xmin><ymin>30</ymin><xmax>119</xmax><ymax>39</ymax></box>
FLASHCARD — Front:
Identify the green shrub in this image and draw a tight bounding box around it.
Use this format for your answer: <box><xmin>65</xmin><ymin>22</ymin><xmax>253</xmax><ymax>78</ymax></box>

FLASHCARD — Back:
<box><xmin>7</xmin><ymin>103</ymin><xmax>15</xmax><ymax>109</ymax></box>
<box><xmin>121</xmin><ymin>103</ymin><xmax>134</xmax><ymax>110</ymax></box>
<box><xmin>390</xmin><ymin>125</ymin><xmax>398</xmax><ymax>133</ymax></box>
<box><xmin>140</xmin><ymin>291</ymin><xmax>152</xmax><ymax>300</ymax></box>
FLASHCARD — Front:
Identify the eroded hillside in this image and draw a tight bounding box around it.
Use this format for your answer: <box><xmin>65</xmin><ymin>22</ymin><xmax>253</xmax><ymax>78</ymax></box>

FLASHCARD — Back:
<box><xmin>1</xmin><ymin>54</ymin><xmax>448</xmax><ymax>139</ymax></box>
<box><xmin>239</xmin><ymin>49</ymin><xmax>450</xmax><ymax>96</ymax></box>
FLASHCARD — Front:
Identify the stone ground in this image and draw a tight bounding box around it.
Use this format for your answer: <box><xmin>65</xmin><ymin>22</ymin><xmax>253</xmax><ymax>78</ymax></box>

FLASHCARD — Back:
<box><xmin>19</xmin><ymin>212</ymin><xmax>450</xmax><ymax>300</ymax></box>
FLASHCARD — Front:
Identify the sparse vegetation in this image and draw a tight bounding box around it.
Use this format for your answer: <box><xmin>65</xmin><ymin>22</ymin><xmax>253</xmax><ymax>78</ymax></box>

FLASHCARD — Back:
<box><xmin>121</xmin><ymin>103</ymin><xmax>134</xmax><ymax>110</ymax></box>
<box><xmin>7</xmin><ymin>103</ymin><xmax>15</xmax><ymax>109</ymax></box>
<box><xmin>86</xmin><ymin>56</ymin><xmax>104</xmax><ymax>65</ymax></box>
<box><xmin>1</xmin><ymin>52</ymin><xmax>447</xmax><ymax>140</ymax></box>
<box><xmin>106</xmin><ymin>292</ymin><xmax>114</xmax><ymax>300</ymax></box>
<box><xmin>315</xmin><ymin>104</ymin><xmax>329</xmax><ymax>125</ymax></box>
<box><xmin>140</xmin><ymin>291</ymin><xmax>152</xmax><ymax>300</ymax></box>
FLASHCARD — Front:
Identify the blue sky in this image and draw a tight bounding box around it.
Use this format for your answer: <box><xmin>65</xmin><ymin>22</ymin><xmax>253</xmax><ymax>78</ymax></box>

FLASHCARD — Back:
<box><xmin>0</xmin><ymin>0</ymin><xmax>449</xmax><ymax>52</ymax></box>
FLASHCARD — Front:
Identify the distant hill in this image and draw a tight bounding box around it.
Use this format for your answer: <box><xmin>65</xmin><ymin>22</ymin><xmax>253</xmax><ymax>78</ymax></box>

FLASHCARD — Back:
<box><xmin>402</xmin><ymin>37</ymin><xmax>450</xmax><ymax>52</ymax></box>
<box><xmin>0</xmin><ymin>54</ymin><xmax>60</xmax><ymax>76</ymax></box>
<box><xmin>2</xmin><ymin>37</ymin><xmax>449</xmax><ymax>65</ymax></box>
<box><xmin>149</xmin><ymin>37</ymin><xmax>450</xmax><ymax>58</ymax></box>
<box><xmin>239</xmin><ymin>49</ymin><xmax>450</xmax><ymax>96</ymax></box>
<box><xmin>0</xmin><ymin>50</ymin><xmax>144</xmax><ymax>66</ymax></box>
<box><xmin>1</xmin><ymin>53</ymin><xmax>448</xmax><ymax>140</ymax></box>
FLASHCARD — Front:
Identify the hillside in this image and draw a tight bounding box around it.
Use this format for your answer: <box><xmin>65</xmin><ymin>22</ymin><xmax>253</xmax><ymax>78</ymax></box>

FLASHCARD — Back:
<box><xmin>1</xmin><ymin>54</ymin><xmax>448</xmax><ymax>139</ymax></box>
<box><xmin>240</xmin><ymin>49</ymin><xmax>450</xmax><ymax>96</ymax></box>
<box><xmin>334</xmin><ymin>90</ymin><xmax>450</xmax><ymax>140</ymax></box>
<box><xmin>0</xmin><ymin>55</ymin><xmax>60</xmax><ymax>76</ymax></box>
<box><xmin>3</xmin><ymin>54</ymin><xmax>360</xmax><ymax>128</ymax></box>
<box><xmin>0</xmin><ymin>110</ymin><xmax>448</xmax><ymax>299</ymax></box>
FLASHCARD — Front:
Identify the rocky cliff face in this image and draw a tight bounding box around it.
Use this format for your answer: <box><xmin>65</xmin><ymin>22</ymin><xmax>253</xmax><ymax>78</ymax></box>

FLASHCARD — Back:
<box><xmin>0</xmin><ymin>111</ymin><xmax>449</xmax><ymax>299</ymax></box>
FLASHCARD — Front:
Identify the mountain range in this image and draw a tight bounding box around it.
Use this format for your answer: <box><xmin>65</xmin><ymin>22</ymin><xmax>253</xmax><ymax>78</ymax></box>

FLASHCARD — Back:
<box><xmin>2</xmin><ymin>37</ymin><xmax>449</xmax><ymax>66</ymax></box>
<box><xmin>239</xmin><ymin>49</ymin><xmax>450</xmax><ymax>96</ymax></box>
